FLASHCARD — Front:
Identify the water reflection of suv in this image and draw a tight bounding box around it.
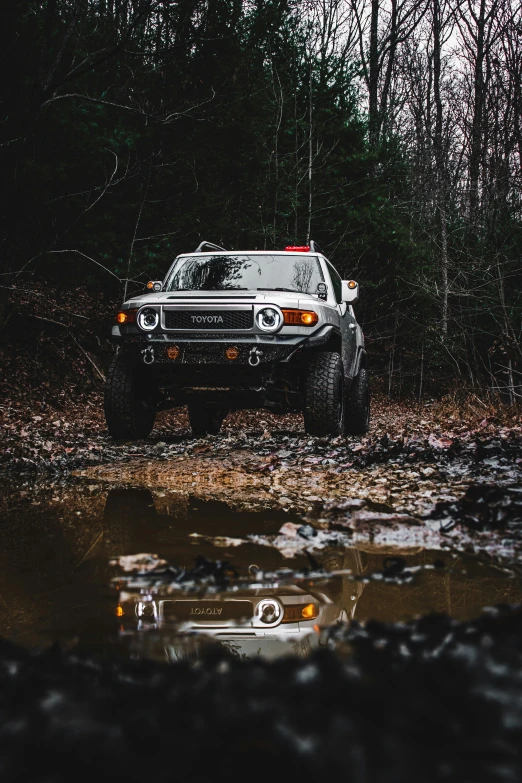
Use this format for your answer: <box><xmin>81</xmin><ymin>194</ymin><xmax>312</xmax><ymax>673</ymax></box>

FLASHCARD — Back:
<box><xmin>106</xmin><ymin>241</ymin><xmax>368</xmax><ymax>438</ymax></box>
<box><xmin>106</xmin><ymin>488</ymin><xmax>365</xmax><ymax>660</ymax></box>
<box><xmin>119</xmin><ymin>551</ymin><xmax>365</xmax><ymax>662</ymax></box>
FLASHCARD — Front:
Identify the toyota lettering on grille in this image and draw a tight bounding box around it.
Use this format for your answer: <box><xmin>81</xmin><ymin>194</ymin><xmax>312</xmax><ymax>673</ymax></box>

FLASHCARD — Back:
<box><xmin>190</xmin><ymin>607</ymin><xmax>223</xmax><ymax>616</ymax></box>
<box><xmin>163</xmin><ymin>309</ymin><xmax>253</xmax><ymax>329</ymax></box>
<box><xmin>191</xmin><ymin>315</ymin><xmax>224</xmax><ymax>324</ymax></box>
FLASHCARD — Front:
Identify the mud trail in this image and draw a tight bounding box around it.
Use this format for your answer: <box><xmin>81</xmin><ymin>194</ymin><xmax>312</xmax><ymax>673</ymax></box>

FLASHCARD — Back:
<box><xmin>69</xmin><ymin>400</ymin><xmax>522</xmax><ymax>565</ymax></box>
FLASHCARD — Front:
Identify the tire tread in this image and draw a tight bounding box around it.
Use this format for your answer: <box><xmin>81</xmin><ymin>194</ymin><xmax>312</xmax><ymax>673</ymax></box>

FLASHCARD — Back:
<box><xmin>304</xmin><ymin>352</ymin><xmax>344</xmax><ymax>436</ymax></box>
<box><xmin>345</xmin><ymin>366</ymin><xmax>370</xmax><ymax>435</ymax></box>
<box><xmin>104</xmin><ymin>352</ymin><xmax>156</xmax><ymax>439</ymax></box>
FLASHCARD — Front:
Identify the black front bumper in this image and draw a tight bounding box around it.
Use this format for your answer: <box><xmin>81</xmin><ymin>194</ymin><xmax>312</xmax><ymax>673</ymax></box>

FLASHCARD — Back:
<box><xmin>111</xmin><ymin>326</ymin><xmax>336</xmax><ymax>411</ymax></box>
<box><xmin>111</xmin><ymin>326</ymin><xmax>334</xmax><ymax>367</ymax></box>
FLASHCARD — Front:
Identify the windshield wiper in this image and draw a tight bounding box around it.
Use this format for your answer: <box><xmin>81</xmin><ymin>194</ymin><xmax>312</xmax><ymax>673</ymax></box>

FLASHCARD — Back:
<box><xmin>170</xmin><ymin>287</ymin><xmax>248</xmax><ymax>292</ymax></box>
<box><xmin>257</xmin><ymin>287</ymin><xmax>300</xmax><ymax>293</ymax></box>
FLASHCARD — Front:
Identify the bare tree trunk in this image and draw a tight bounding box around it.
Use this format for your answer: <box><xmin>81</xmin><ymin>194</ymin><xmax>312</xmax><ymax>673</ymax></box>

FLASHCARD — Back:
<box><xmin>368</xmin><ymin>0</ymin><xmax>380</xmax><ymax>150</ymax></box>
<box><xmin>440</xmin><ymin>210</ymin><xmax>449</xmax><ymax>339</ymax></box>
<box><xmin>468</xmin><ymin>0</ymin><xmax>486</xmax><ymax>226</ymax></box>
<box><xmin>496</xmin><ymin>253</ymin><xmax>521</xmax><ymax>403</ymax></box>
<box><xmin>418</xmin><ymin>341</ymin><xmax>424</xmax><ymax>401</ymax></box>
<box><xmin>433</xmin><ymin>0</ymin><xmax>449</xmax><ymax>340</ymax></box>
<box><xmin>307</xmin><ymin>57</ymin><xmax>313</xmax><ymax>244</ymax></box>
<box><xmin>271</xmin><ymin>59</ymin><xmax>283</xmax><ymax>244</ymax></box>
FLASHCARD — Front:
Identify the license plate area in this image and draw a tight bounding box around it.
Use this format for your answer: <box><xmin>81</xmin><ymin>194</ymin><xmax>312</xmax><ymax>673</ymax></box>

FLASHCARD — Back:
<box><xmin>162</xmin><ymin>600</ymin><xmax>253</xmax><ymax>623</ymax></box>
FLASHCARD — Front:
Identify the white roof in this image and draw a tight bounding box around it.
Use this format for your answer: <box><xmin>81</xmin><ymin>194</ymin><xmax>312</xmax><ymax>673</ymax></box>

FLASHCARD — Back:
<box><xmin>177</xmin><ymin>250</ymin><xmax>322</xmax><ymax>258</ymax></box>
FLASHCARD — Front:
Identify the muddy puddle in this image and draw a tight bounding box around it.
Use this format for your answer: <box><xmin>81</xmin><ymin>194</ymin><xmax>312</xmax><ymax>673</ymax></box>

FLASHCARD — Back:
<box><xmin>1</xmin><ymin>478</ymin><xmax>522</xmax><ymax>663</ymax></box>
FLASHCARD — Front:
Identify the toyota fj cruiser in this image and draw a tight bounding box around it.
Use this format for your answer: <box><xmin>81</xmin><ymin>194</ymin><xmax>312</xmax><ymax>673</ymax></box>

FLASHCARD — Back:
<box><xmin>106</xmin><ymin>241</ymin><xmax>369</xmax><ymax>438</ymax></box>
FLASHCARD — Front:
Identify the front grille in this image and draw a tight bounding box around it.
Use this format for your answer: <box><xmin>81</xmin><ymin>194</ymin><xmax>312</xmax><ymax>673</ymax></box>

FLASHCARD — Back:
<box><xmin>164</xmin><ymin>309</ymin><xmax>253</xmax><ymax>330</ymax></box>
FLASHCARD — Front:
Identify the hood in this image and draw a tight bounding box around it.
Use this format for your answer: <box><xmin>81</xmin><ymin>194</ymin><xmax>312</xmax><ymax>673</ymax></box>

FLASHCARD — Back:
<box><xmin>125</xmin><ymin>289</ymin><xmax>319</xmax><ymax>306</ymax></box>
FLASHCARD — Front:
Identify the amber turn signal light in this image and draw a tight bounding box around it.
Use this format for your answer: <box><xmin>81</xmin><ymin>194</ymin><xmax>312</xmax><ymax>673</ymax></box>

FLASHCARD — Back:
<box><xmin>282</xmin><ymin>309</ymin><xmax>319</xmax><ymax>326</ymax></box>
<box><xmin>347</xmin><ymin>280</ymin><xmax>357</xmax><ymax>289</ymax></box>
<box><xmin>282</xmin><ymin>603</ymin><xmax>319</xmax><ymax>623</ymax></box>
<box><xmin>226</xmin><ymin>346</ymin><xmax>239</xmax><ymax>360</ymax></box>
<box><xmin>116</xmin><ymin>605</ymin><xmax>124</xmax><ymax>617</ymax></box>
<box><xmin>167</xmin><ymin>345</ymin><xmax>180</xmax><ymax>360</ymax></box>
<box><xmin>116</xmin><ymin>309</ymin><xmax>137</xmax><ymax>324</ymax></box>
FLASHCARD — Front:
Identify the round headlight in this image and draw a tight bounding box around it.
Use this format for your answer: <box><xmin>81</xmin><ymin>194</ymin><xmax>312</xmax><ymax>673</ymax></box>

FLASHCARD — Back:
<box><xmin>256</xmin><ymin>307</ymin><xmax>282</xmax><ymax>332</ymax></box>
<box><xmin>138</xmin><ymin>307</ymin><xmax>159</xmax><ymax>331</ymax></box>
<box><xmin>257</xmin><ymin>599</ymin><xmax>282</xmax><ymax>624</ymax></box>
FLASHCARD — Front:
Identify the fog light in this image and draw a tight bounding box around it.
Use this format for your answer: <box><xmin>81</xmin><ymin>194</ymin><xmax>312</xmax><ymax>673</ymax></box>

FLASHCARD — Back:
<box><xmin>167</xmin><ymin>345</ymin><xmax>180</xmax><ymax>360</ymax></box>
<box><xmin>226</xmin><ymin>346</ymin><xmax>239</xmax><ymax>360</ymax></box>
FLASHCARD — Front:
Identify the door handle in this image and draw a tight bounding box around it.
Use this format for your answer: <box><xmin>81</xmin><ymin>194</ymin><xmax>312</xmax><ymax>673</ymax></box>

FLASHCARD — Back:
<box><xmin>349</xmin><ymin>324</ymin><xmax>356</xmax><ymax>330</ymax></box>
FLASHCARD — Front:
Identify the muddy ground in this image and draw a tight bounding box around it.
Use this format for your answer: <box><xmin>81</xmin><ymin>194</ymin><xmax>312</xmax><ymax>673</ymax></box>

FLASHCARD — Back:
<box><xmin>1</xmin><ymin>394</ymin><xmax>522</xmax><ymax>781</ymax></box>
<box><xmin>2</xmin><ymin>395</ymin><xmax>521</xmax><ymax>565</ymax></box>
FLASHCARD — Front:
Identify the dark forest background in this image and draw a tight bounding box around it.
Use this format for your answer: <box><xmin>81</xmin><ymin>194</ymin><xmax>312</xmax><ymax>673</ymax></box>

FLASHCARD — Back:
<box><xmin>1</xmin><ymin>0</ymin><xmax>521</xmax><ymax>399</ymax></box>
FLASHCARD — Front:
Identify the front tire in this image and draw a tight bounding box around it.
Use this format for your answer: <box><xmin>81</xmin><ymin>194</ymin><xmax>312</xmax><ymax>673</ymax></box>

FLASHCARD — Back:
<box><xmin>304</xmin><ymin>352</ymin><xmax>345</xmax><ymax>436</ymax></box>
<box><xmin>104</xmin><ymin>352</ymin><xmax>157</xmax><ymax>439</ymax></box>
<box><xmin>188</xmin><ymin>402</ymin><xmax>227</xmax><ymax>438</ymax></box>
<box><xmin>344</xmin><ymin>366</ymin><xmax>370</xmax><ymax>435</ymax></box>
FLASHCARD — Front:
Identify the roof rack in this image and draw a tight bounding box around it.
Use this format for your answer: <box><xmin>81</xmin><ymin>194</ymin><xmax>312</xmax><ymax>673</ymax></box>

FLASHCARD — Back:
<box><xmin>194</xmin><ymin>241</ymin><xmax>228</xmax><ymax>253</ymax></box>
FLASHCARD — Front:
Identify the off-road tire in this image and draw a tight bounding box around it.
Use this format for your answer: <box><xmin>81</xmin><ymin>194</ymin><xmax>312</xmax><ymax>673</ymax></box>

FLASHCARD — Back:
<box><xmin>345</xmin><ymin>366</ymin><xmax>370</xmax><ymax>435</ymax></box>
<box><xmin>304</xmin><ymin>352</ymin><xmax>345</xmax><ymax>436</ymax></box>
<box><xmin>188</xmin><ymin>402</ymin><xmax>227</xmax><ymax>438</ymax></box>
<box><xmin>104</xmin><ymin>352</ymin><xmax>157</xmax><ymax>439</ymax></box>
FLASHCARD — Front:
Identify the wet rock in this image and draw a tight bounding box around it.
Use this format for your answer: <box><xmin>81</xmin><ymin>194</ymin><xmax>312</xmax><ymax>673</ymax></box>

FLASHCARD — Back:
<box><xmin>350</xmin><ymin>510</ymin><xmax>422</xmax><ymax>527</ymax></box>
<box><xmin>113</xmin><ymin>554</ymin><xmax>168</xmax><ymax>572</ymax></box>
<box><xmin>115</xmin><ymin>555</ymin><xmax>239</xmax><ymax>589</ymax></box>
<box><xmin>296</xmin><ymin>524</ymin><xmax>317</xmax><ymax>540</ymax></box>
<box><xmin>430</xmin><ymin>484</ymin><xmax>522</xmax><ymax>531</ymax></box>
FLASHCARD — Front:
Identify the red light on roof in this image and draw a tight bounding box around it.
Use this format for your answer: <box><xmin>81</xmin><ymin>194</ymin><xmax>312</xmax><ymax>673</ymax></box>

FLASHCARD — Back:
<box><xmin>285</xmin><ymin>245</ymin><xmax>310</xmax><ymax>252</ymax></box>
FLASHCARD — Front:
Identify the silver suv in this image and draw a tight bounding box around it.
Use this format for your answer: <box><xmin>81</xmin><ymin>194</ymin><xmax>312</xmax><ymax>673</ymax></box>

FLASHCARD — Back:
<box><xmin>106</xmin><ymin>241</ymin><xmax>369</xmax><ymax>438</ymax></box>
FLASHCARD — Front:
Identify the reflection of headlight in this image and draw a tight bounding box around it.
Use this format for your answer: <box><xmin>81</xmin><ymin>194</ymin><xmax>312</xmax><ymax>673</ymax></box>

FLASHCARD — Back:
<box><xmin>257</xmin><ymin>599</ymin><xmax>282</xmax><ymax>624</ymax></box>
<box><xmin>136</xmin><ymin>601</ymin><xmax>155</xmax><ymax>618</ymax></box>
<box><xmin>256</xmin><ymin>307</ymin><xmax>282</xmax><ymax>332</ymax></box>
<box><xmin>138</xmin><ymin>307</ymin><xmax>159</xmax><ymax>331</ymax></box>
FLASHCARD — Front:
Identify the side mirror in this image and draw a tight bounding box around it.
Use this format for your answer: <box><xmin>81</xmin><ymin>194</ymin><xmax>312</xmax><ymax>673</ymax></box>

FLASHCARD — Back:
<box><xmin>341</xmin><ymin>280</ymin><xmax>359</xmax><ymax>304</ymax></box>
<box><xmin>147</xmin><ymin>281</ymin><xmax>163</xmax><ymax>292</ymax></box>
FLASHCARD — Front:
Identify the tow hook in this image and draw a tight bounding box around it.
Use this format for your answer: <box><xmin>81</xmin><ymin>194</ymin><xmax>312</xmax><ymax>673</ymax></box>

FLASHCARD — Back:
<box><xmin>142</xmin><ymin>347</ymin><xmax>155</xmax><ymax>365</ymax></box>
<box><xmin>248</xmin><ymin>347</ymin><xmax>263</xmax><ymax>367</ymax></box>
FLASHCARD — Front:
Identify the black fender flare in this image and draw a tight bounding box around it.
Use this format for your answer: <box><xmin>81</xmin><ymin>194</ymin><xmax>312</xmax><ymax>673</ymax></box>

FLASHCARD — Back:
<box><xmin>353</xmin><ymin>347</ymin><xmax>367</xmax><ymax>378</ymax></box>
<box><xmin>302</xmin><ymin>325</ymin><xmax>341</xmax><ymax>350</ymax></box>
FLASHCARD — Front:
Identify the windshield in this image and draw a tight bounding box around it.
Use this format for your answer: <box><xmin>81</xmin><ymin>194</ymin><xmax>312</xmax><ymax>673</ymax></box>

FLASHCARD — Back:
<box><xmin>164</xmin><ymin>254</ymin><xmax>324</xmax><ymax>294</ymax></box>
